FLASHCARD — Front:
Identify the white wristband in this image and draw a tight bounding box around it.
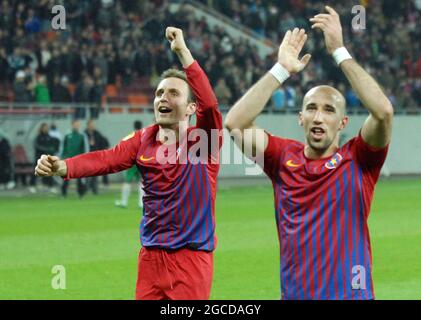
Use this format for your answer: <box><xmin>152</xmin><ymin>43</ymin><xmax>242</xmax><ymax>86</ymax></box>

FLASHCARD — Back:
<box><xmin>269</xmin><ymin>63</ymin><xmax>290</xmax><ymax>84</ymax></box>
<box><xmin>332</xmin><ymin>47</ymin><xmax>352</xmax><ymax>66</ymax></box>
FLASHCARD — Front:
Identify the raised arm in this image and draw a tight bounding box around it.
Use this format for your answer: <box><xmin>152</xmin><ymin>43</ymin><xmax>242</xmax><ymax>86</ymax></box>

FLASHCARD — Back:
<box><xmin>310</xmin><ymin>6</ymin><xmax>393</xmax><ymax>148</ymax></box>
<box><xmin>166</xmin><ymin>26</ymin><xmax>220</xmax><ymax>128</ymax></box>
<box><xmin>166</xmin><ymin>26</ymin><xmax>222</xmax><ymax>161</ymax></box>
<box><xmin>224</xmin><ymin>28</ymin><xmax>311</xmax><ymax>157</ymax></box>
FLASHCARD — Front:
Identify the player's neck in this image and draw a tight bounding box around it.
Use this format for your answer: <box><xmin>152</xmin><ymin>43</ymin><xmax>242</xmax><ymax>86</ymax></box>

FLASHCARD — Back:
<box><xmin>304</xmin><ymin>143</ymin><xmax>339</xmax><ymax>160</ymax></box>
<box><xmin>158</xmin><ymin>121</ymin><xmax>189</xmax><ymax>144</ymax></box>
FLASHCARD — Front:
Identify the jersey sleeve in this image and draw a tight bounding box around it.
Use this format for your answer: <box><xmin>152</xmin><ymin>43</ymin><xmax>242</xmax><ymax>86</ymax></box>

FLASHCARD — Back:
<box><xmin>64</xmin><ymin>130</ymin><xmax>142</xmax><ymax>179</ymax></box>
<box><xmin>263</xmin><ymin>133</ymin><xmax>289</xmax><ymax>180</ymax></box>
<box><xmin>351</xmin><ymin>130</ymin><xmax>389</xmax><ymax>169</ymax></box>
<box><xmin>185</xmin><ymin>60</ymin><xmax>223</xmax><ymax>163</ymax></box>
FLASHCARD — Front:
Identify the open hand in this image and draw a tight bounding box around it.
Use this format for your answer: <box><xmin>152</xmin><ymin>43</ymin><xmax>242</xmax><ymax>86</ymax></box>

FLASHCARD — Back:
<box><xmin>309</xmin><ymin>6</ymin><xmax>344</xmax><ymax>54</ymax></box>
<box><xmin>278</xmin><ymin>28</ymin><xmax>311</xmax><ymax>74</ymax></box>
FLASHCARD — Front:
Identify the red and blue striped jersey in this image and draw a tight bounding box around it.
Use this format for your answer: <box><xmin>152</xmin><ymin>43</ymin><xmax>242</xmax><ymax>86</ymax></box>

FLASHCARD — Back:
<box><xmin>64</xmin><ymin>61</ymin><xmax>222</xmax><ymax>252</ymax></box>
<box><xmin>263</xmin><ymin>132</ymin><xmax>389</xmax><ymax>300</ymax></box>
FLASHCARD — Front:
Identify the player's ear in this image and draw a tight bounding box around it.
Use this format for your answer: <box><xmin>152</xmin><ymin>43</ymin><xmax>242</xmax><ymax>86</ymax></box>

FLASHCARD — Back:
<box><xmin>339</xmin><ymin>116</ymin><xmax>349</xmax><ymax>131</ymax></box>
<box><xmin>186</xmin><ymin>102</ymin><xmax>196</xmax><ymax>117</ymax></box>
<box><xmin>298</xmin><ymin>111</ymin><xmax>304</xmax><ymax>126</ymax></box>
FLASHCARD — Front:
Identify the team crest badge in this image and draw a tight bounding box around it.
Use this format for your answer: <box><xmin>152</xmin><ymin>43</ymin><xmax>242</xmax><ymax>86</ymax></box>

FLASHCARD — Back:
<box><xmin>325</xmin><ymin>153</ymin><xmax>343</xmax><ymax>169</ymax></box>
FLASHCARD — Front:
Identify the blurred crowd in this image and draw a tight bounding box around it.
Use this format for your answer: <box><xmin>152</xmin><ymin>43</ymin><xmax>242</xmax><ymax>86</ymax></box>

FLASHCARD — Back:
<box><xmin>0</xmin><ymin>0</ymin><xmax>420</xmax><ymax>113</ymax></box>
<box><xmin>0</xmin><ymin>119</ymin><xmax>110</xmax><ymax>195</ymax></box>
<box><xmin>199</xmin><ymin>0</ymin><xmax>421</xmax><ymax>110</ymax></box>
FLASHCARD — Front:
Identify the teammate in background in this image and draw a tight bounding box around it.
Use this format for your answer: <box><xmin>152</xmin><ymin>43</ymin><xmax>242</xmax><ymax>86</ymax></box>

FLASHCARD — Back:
<box><xmin>115</xmin><ymin>120</ymin><xmax>144</xmax><ymax>209</ymax></box>
<box><xmin>34</xmin><ymin>27</ymin><xmax>222</xmax><ymax>300</ymax></box>
<box><xmin>225</xmin><ymin>6</ymin><xmax>393</xmax><ymax>300</ymax></box>
<box><xmin>61</xmin><ymin>120</ymin><xmax>87</xmax><ymax>198</ymax></box>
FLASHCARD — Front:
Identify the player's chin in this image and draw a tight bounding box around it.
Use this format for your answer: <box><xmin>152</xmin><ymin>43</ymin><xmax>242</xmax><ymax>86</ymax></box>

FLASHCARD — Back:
<box><xmin>155</xmin><ymin>117</ymin><xmax>176</xmax><ymax>127</ymax></box>
<box><xmin>307</xmin><ymin>136</ymin><xmax>329</xmax><ymax>149</ymax></box>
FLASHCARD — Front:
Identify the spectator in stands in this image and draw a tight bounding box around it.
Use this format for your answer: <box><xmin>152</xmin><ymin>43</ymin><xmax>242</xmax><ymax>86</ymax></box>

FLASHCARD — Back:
<box><xmin>90</xmin><ymin>67</ymin><xmax>105</xmax><ymax>119</ymax></box>
<box><xmin>61</xmin><ymin>120</ymin><xmax>87</xmax><ymax>198</ymax></box>
<box><xmin>46</xmin><ymin>49</ymin><xmax>63</xmax><ymax>86</ymax></box>
<box><xmin>214</xmin><ymin>78</ymin><xmax>232</xmax><ymax>108</ymax></box>
<box><xmin>7</xmin><ymin>47</ymin><xmax>26</xmax><ymax>75</ymax></box>
<box><xmin>285</xmin><ymin>85</ymin><xmax>297</xmax><ymax>109</ymax></box>
<box><xmin>0</xmin><ymin>46</ymin><xmax>9</xmax><ymax>82</ymax></box>
<box><xmin>271</xmin><ymin>87</ymin><xmax>286</xmax><ymax>112</ymax></box>
<box><xmin>50</xmin><ymin>75</ymin><xmax>72</xmax><ymax>103</ymax></box>
<box><xmin>413</xmin><ymin>79</ymin><xmax>421</xmax><ymax>107</ymax></box>
<box><xmin>24</xmin><ymin>8</ymin><xmax>41</xmax><ymax>34</ymax></box>
<box><xmin>74</xmin><ymin>74</ymin><xmax>94</xmax><ymax>119</ymax></box>
<box><xmin>0</xmin><ymin>0</ymin><xmax>420</xmax><ymax>111</ymax></box>
<box><xmin>29</xmin><ymin>123</ymin><xmax>58</xmax><ymax>194</ymax></box>
<box><xmin>346</xmin><ymin>87</ymin><xmax>361</xmax><ymax>108</ymax></box>
<box><xmin>33</xmin><ymin>74</ymin><xmax>50</xmax><ymax>104</ymax></box>
<box><xmin>13</xmin><ymin>70</ymin><xmax>32</xmax><ymax>103</ymax></box>
<box><xmin>35</xmin><ymin>40</ymin><xmax>51</xmax><ymax>75</ymax></box>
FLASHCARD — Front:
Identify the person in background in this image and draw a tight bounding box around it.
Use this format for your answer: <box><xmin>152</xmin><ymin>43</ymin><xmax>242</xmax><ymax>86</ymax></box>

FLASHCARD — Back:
<box><xmin>0</xmin><ymin>129</ymin><xmax>15</xmax><ymax>190</ymax></box>
<box><xmin>61</xmin><ymin>119</ymin><xmax>87</xmax><ymax>198</ymax></box>
<box><xmin>84</xmin><ymin>119</ymin><xmax>106</xmax><ymax>195</ymax></box>
<box><xmin>29</xmin><ymin>123</ymin><xmax>57</xmax><ymax>193</ymax></box>
<box><xmin>115</xmin><ymin>120</ymin><xmax>144</xmax><ymax>209</ymax></box>
<box><xmin>49</xmin><ymin>123</ymin><xmax>62</xmax><ymax>156</ymax></box>
<box><xmin>33</xmin><ymin>74</ymin><xmax>50</xmax><ymax>104</ymax></box>
<box><xmin>13</xmin><ymin>70</ymin><xmax>33</xmax><ymax>103</ymax></box>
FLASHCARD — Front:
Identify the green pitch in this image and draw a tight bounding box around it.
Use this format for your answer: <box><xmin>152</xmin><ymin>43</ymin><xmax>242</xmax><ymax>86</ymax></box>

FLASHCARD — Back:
<box><xmin>0</xmin><ymin>178</ymin><xmax>420</xmax><ymax>300</ymax></box>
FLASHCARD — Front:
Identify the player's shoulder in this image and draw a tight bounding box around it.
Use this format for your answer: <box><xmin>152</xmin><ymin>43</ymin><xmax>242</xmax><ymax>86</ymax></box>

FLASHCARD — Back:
<box><xmin>122</xmin><ymin>124</ymin><xmax>157</xmax><ymax>141</ymax></box>
<box><xmin>140</xmin><ymin>124</ymin><xmax>159</xmax><ymax>138</ymax></box>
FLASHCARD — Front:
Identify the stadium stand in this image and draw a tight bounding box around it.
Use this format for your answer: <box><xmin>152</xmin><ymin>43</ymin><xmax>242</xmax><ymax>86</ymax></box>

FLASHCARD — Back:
<box><xmin>0</xmin><ymin>0</ymin><xmax>419</xmax><ymax>116</ymax></box>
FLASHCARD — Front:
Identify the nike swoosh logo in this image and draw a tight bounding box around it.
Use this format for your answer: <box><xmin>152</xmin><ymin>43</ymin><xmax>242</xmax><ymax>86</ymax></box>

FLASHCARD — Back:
<box><xmin>286</xmin><ymin>160</ymin><xmax>301</xmax><ymax>167</ymax></box>
<box><xmin>140</xmin><ymin>155</ymin><xmax>155</xmax><ymax>162</ymax></box>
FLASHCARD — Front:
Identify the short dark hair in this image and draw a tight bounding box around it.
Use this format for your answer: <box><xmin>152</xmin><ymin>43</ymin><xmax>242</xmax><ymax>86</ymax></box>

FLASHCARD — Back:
<box><xmin>134</xmin><ymin>120</ymin><xmax>143</xmax><ymax>130</ymax></box>
<box><xmin>160</xmin><ymin>68</ymin><xmax>195</xmax><ymax>103</ymax></box>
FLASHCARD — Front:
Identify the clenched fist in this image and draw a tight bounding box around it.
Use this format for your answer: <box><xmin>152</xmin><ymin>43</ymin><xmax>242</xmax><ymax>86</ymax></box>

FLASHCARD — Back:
<box><xmin>166</xmin><ymin>27</ymin><xmax>188</xmax><ymax>54</ymax></box>
<box><xmin>34</xmin><ymin>155</ymin><xmax>67</xmax><ymax>177</ymax></box>
<box><xmin>165</xmin><ymin>26</ymin><xmax>194</xmax><ymax>68</ymax></box>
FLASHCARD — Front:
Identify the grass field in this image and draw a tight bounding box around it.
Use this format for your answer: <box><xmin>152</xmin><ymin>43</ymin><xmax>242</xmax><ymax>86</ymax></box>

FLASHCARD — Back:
<box><xmin>0</xmin><ymin>178</ymin><xmax>420</xmax><ymax>300</ymax></box>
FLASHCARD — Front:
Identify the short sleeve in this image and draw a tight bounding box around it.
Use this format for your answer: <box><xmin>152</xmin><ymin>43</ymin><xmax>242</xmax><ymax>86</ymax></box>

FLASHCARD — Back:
<box><xmin>351</xmin><ymin>131</ymin><xmax>389</xmax><ymax>169</ymax></box>
<box><xmin>263</xmin><ymin>133</ymin><xmax>289</xmax><ymax>180</ymax></box>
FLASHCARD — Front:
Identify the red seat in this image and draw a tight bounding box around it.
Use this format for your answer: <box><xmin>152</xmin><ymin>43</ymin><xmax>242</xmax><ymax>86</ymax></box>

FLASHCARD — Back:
<box><xmin>12</xmin><ymin>144</ymin><xmax>34</xmax><ymax>174</ymax></box>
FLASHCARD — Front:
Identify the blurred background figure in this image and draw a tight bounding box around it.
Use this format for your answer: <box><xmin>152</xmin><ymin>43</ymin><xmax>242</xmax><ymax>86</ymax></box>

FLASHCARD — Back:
<box><xmin>13</xmin><ymin>70</ymin><xmax>33</xmax><ymax>103</ymax></box>
<box><xmin>61</xmin><ymin>120</ymin><xmax>87</xmax><ymax>198</ymax></box>
<box><xmin>115</xmin><ymin>120</ymin><xmax>143</xmax><ymax>209</ymax></box>
<box><xmin>48</xmin><ymin>123</ymin><xmax>62</xmax><ymax>156</ymax></box>
<box><xmin>29</xmin><ymin>123</ymin><xmax>58</xmax><ymax>194</ymax></box>
<box><xmin>84</xmin><ymin>119</ymin><xmax>108</xmax><ymax>195</ymax></box>
<box><xmin>0</xmin><ymin>129</ymin><xmax>15</xmax><ymax>190</ymax></box>
<box><xmin>33</xmin><ymin>74</ymin><xmax>50</xmax><ymax>104</ymax></box>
